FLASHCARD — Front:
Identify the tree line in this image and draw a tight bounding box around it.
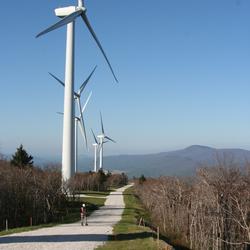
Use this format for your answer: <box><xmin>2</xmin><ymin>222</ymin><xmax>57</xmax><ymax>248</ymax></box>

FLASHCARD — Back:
<box><xmin>0</xmin><ymin>159</ymin><xmax>64</xmax><ymax>230</ymax></box>
<box><xmin>69</xmin><ymin>171</ymin><xmax>128</xmax><ymax>194</ymax></box>
<box><xmin>134</xmin><ymin>160</ymin><xmax>250</xmax><ymax>250</ymax></box>
<box><xmin>0</xmin><ymin>145</ymin><xmax>128</xmax><ymax>231</ymax></box>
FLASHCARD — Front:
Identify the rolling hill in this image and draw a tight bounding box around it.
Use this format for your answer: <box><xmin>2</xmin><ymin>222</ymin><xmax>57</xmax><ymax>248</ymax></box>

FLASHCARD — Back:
<box><xmin>76</xmin><ymin>145</ymin><xmax>250</xmax><ymax>178</ymax></box>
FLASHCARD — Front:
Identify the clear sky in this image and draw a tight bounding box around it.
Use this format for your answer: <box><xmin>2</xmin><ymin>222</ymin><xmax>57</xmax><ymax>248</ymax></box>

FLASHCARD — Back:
<box><xmin>0</xmin><ymin>0</ymin><xmax>250</xmax><ymax>159</ymax></box>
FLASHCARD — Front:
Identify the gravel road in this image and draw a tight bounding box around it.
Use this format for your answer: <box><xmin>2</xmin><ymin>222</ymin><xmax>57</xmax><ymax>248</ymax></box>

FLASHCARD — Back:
<box><xmin>0</xmin><ymin>185</ymin><xmax>132</xmax><ymax>250</ymax></box>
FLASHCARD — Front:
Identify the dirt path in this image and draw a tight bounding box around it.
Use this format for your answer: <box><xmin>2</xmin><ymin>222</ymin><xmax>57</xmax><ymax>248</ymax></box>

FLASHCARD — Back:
<box><xmin>0</xmin><ymin>185</ymin><xmax>132</xmax><ymax>250</ymax></box>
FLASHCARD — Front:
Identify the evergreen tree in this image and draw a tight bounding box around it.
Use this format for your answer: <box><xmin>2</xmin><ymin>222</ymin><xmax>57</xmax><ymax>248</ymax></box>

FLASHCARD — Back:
<box><xmin>11</xmin><ymin>144</ymin><xmax>33</xmax><ymax>168</ymax></box>
<box><xmin>139</xmin><ymin>174</ymin><xmax>146</xmax><ymax>184</ymax></box>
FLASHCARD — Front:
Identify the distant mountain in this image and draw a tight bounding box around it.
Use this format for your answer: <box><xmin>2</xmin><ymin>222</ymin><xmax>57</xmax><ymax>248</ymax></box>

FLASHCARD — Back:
<box><xmin>31</xmin><ymin>145</ymin><xmax>250</xmax><ymax>178</ymax></box>
<box><xmin>78</xmin><ymin>145</ymin><xmax>250</xmax><ymax>177</ymax></box>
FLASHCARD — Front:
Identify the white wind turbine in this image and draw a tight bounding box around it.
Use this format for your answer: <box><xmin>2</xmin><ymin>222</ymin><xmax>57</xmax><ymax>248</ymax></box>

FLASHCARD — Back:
<box><xmin>91</xmin><ymin>129</ymin><xmax>99</xmax><ymax>172</ymax></box>
<box><xmin>37</xmin><ymin>0</ymin><xmax>118</xmax><ymax>182</ymax></box>
<box><xmin>50</xmin><ymin>67</ymin><xmax>95</xmax><ymax>173</ymax></box>
<box><xmin>97</xmin><ymin>113</ymin><xmax>116</xmax><ymax>170</ymax></box>
<box><xmin>74</xmin><ymin>92</ymin><xmax>92</xmax><ymax>172</ymax></box>
<box><xmin>49</xmin><ymin>66</ymin><xmax>97</xmax><ymax>146</ymax></box>
<box><xmin>57</xmin><ymin>91</ymin><xmax>92</xmax><ymax>173</ymax></box>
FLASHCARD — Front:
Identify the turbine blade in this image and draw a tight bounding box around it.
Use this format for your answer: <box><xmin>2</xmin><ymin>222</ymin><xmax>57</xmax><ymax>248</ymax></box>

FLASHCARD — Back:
<box><xmin>56</xmin><ymin>112</ymin><xmax>64</xmax><ymax>115</ymax></box>
<box><xmin>91</xmin><ymin>129</ymin><xmax>98</xmax><ymax>144</ymax></box>
<box><xmin>100</xmin><ymin>112</ymin><xmax>105</xmax><ymax>134</ymax></box>
<box><xmin>81</xmin><ymin>92</ymin><xmax>92</xmax><ymax>114</ymax></box>
<box><xmin>49</xmin><ymin>73</ymin><xmax>65</xmax><ymax>87</ymax></box>
<box><xmin>79</xmin><ymin>66</ymin><xmax>97</xmax><ymax>95</ymax></box>
<box><xmin>81</xmin><ymin>13</ymin><xmax>118</xmax><ymax>83</ymax></box>
<box><xmin>79</xmin><ymin>119</ymin><xmax>88</xmax><ymax>149</ymax></box>
<box><xmin>77</xmin><ymin>98</ymin><xmax>88</xmax><ymax>148</ymax></box>
<box><xmin>76</xmin><ymin>98</ymin><xmax>82</xmax><ymax>118</ymax></box>
<box><xmin>49</xmin><ymin>72</ymin><xmax>79</xmax><ymax>97</ymax></box>
<box><xmin>36</xmin><ymin>10</ymin><xmax>83</xmax><ymax>38</ymax></box>
<box><xmin>105</xmin><ymin>136</ymin><xmax>116</xmax><ymax>143</ymax></box>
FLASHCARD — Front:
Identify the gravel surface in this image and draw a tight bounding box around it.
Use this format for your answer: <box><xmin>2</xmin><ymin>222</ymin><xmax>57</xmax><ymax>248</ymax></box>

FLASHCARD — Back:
<box><xmin>0</xmin><ymin>185</ymin><xmax>132</xmax><ymax>250</ymax></box>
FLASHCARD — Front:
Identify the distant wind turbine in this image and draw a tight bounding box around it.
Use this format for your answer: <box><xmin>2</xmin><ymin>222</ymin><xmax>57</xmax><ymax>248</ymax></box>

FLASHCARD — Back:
<box><xmin>37</xmin><ymin>0</ymin><xmax>118</xmax><ymax>182</ymax></box>
<box><xmin>91</xmin><ymin>129</ymin><xmax>99</xmax><ymax>172</ymax></box>
<box><xmin>74</xmin><ymin>92</ymin><xmax>92</xmax><ymax>172</ymax></box>
<box><xmin>97</xmin><ymin>113</ymin><xmax>116</xmax><ymax>170</ymax></box>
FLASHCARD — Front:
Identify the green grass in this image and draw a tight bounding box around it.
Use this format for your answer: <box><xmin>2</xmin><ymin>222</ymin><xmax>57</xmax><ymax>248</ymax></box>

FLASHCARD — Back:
<box><xmin>80</xmin><ymin>197</ymin><xmax>106</xmax><ymax>212</ymax></box>
<box><xmin>96</xmin><ymin>187</ymin><xmax>161</xmax><ymax>250</ymax></box>
<box><xmin>0</xmin><ymin>193</ymin><xmax>106</xmax><ymax>236</ymax></box>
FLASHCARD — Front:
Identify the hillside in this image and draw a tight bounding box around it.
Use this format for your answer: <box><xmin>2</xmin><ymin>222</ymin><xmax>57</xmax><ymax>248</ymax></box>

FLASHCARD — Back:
<box><xmin>76</xmin><ymin>145</ymin><xmax>250</xmax><ymax>178</ymax></box>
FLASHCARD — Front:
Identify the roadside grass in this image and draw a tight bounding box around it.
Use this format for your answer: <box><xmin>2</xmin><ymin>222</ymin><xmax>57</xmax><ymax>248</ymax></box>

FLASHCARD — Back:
<box><xmin>78</xmin><ymin>196</ymin><xmax>106</xmax><ymax>214</ymax></box>
<box><xmin>0</xmin><ymin>192</ymin><xmax>106</xmax><ymax>236</ymax></box>
<box><xmin>96</xmin><ymin>186</ymin><xmax>161</xmax><ymax>250</ymax></box>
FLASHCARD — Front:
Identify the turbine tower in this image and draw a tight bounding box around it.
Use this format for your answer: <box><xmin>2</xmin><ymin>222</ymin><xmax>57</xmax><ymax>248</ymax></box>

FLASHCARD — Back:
<box><xmin>37</xmin><ymin>0</ymin><xmax>117</xmax><ymax>182</ymax></box>
<box><xmin>97</xmin><ymin>113</ymin><xmax>116</xmax><ymax>170</ymax></box>
<box><xmin>91</xmin><ymin>129</ymin><xmax>99</xmax><ymax>172</ymax></box>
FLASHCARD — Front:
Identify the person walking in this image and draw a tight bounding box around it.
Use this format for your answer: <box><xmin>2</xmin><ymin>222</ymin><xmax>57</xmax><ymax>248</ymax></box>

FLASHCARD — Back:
<box><xmin>80</xmin><ymin>204</ymin><xmax>87</xmax><ymax>226</ymax></box>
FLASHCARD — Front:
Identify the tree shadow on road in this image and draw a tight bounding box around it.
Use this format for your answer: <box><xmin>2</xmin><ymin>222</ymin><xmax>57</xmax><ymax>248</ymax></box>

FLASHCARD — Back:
<box><xmin>0</xmin><ymin>234</ymin><xmax>108</xmax><ymax>244</ymax></box>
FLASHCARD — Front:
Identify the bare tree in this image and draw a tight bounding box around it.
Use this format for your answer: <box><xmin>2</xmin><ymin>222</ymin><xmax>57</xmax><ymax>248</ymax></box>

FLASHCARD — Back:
<box><xmin>134</xmin><ymin>161</ymin><xmax>250</xmax><ymax>250</ymax></box>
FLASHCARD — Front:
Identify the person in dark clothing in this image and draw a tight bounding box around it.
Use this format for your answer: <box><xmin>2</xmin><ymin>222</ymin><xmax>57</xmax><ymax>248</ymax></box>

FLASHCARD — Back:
<box><xmin>80</xmin><ymin>204</ymin><xmax>87</xmax><ymax>226</ymax></box>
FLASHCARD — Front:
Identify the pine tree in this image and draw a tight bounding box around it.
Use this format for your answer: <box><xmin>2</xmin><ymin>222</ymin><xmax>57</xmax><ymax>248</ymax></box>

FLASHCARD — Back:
<box><xmin>139</xmin><ymin>174</ymin><xmax>146</xmax><ymax>184</ymax></box>
<box><xmin>10</xmin><ymin>144</ymin><xmax>33</xmax><ymax>168</ymax></box>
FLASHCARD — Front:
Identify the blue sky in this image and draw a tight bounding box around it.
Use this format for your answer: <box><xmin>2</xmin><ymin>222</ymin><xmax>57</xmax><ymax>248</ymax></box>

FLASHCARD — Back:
<box><xmin>0</xmin><ymin>0</ymin><xmax>250</xmax><ymax>159</ymax></box>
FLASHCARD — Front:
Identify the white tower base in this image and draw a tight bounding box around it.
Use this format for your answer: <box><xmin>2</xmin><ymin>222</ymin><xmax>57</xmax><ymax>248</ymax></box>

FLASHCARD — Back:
<box><xmin>62</xmin><ymin>21</ymin><xmax>75</xmax><ymax>182</ymax></box>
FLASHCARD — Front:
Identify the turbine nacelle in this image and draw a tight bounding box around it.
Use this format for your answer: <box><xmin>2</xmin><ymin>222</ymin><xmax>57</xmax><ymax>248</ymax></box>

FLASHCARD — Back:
<box><xmin>37</xmin><ymin>1</ymin><xmax>118</xmax><ymax>82</ymax></box>
<box><xmin>55</xmin><ymin>6</ymin><xmax>85</xmax><ymax>18</ymax></box>
<box><xmin>97</xmin><ymin>134</ymin><xmax>105</xmax><ymax>139</ymax></box>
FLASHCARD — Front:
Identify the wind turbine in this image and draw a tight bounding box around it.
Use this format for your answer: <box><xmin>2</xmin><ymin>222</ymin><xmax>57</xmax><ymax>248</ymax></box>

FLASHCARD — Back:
<box><xmin>49</xmin><ymin>66</ymin><xmax>97</xmax><ymax>149</ymax></box>
<box><xmin>50</xmin><ymin>68</ymin><xmax>94</xmax><ymax>174</ymax></box>
<box><xmin>57</xmin><ymin>92</ymin><xmax>92</xmax><ymax>173</ymax></box>
<box><xmin>91</xmin><ymin>129</ymin><xmax>99</xmax><ymax>172</ymax></box>
<box><xmin>97</xmin><ymin>113</ymin><xmax>116</xmax><ymax>170</ymax></box>
<box><xmin>37</xmin><ymin>0</ymin><xmax>118</xmax><ymax>182</ymax></box>
<box><xmin>74</xmin><ymin>92</ymin><xmax>92</xmax><ymax>172</ymax></box>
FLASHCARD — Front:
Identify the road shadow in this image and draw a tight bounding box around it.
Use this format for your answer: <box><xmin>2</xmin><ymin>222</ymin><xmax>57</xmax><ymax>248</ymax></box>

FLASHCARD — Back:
<box><xmin>0</xmin><ymin>234</ymin><xmax>108</xmax><ymax>244</ymax></box>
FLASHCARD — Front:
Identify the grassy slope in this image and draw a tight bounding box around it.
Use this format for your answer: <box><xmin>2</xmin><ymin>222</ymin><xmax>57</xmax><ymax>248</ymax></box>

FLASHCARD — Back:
<box><xmin>96</xmin><ymin>186</ymin><xmax>161</xmax><ymax>250</ymax></box>
<box><xmin>0</xmin><ymin>195</ymin><xmax>106</xmax><ymax>236</ymax></box>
